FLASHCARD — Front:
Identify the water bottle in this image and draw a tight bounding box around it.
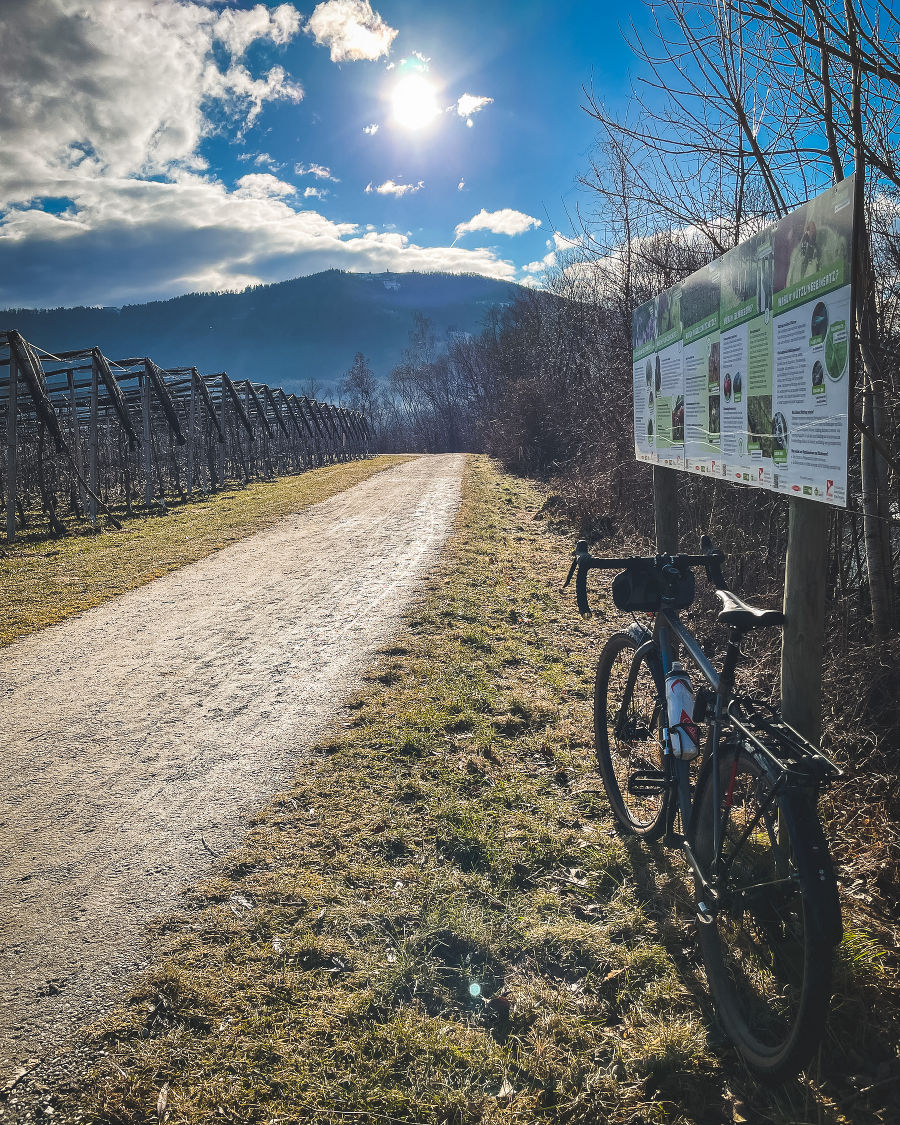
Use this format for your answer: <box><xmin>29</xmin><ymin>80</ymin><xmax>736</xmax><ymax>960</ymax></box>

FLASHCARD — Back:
<box><xmin>665</xmin><ymin>662</ymin><xmax>700</xmax><ymax>760</ymax></box>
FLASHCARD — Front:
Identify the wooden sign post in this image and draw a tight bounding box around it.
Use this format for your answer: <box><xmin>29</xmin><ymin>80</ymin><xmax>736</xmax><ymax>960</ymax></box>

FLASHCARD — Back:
<box><xmin>780</xmin><ymin>498</ymin><xmax>830</xmax><ymax>742</ymax></box>
<box><xmin>653</xmin><ymin>466</ymin><xmax>679</xmax><ymax>555</ymax></box>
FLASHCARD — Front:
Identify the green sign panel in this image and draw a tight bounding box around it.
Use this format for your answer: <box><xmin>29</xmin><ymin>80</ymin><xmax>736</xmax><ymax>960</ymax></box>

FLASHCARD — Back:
<box><xmin>632</xmin><ymin>177</ymin><xmax>854</xmax><ymax>508</ymax></box>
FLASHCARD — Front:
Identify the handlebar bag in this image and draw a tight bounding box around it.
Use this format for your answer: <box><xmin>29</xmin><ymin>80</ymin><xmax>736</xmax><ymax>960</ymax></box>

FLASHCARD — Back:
<box><xmin>612</xmin><ymin>565</ymin><xmax>695</xmax><ymax>612</ymax></box>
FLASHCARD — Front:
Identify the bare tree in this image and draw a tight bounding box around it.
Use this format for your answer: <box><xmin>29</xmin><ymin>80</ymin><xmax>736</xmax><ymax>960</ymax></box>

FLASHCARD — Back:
<box><xmin>579</xmin><ymin>0</ymin><xmax>898</xmax><ymax>635</ymax></box>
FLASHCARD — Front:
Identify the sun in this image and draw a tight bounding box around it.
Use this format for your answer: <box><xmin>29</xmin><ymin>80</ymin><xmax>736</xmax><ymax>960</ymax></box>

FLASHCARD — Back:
<box><xmin>391</xmin><ymin>73</ymin><xmax>440</xmax><ymax>131</ymax></box>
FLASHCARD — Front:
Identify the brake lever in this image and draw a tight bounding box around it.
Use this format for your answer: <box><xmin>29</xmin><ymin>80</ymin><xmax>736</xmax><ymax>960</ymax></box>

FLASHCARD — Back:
<box><xmin>562</xmin><ymin>538</ymin><xmax>590</xmax><ymax>590</ymax></box>
<box><xmin>699</xmin><ymin>534</ymin><xmax>728</xmax><ymax>590</ymax></box>
<box><xmin>561</xmin><ymin>539</ymin><xmax>594</xmax><ymax>618</ymax></box>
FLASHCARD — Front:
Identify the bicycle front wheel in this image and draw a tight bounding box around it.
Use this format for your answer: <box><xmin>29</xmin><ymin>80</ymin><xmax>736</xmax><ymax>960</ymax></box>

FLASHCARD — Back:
<box><xmin>594</xmin><ymin>631</ymin><xmax>667</xmax><ymax>838</ymax></box>
<box><xmin>693</xmin><ymin>745</ymin><xmax>839</xmax><ymax>1082</ymax></box>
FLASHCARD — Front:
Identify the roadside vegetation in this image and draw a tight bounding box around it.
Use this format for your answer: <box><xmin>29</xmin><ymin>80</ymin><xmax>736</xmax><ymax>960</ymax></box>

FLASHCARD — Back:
<box><xmin>344</xmin><ymin>2</ymin><xmax>900</xmax><ymax>971</ymax></box>
<box><xmin>0</xmin><ymin>455</ymin><xmax>413</xmax><ymax>647</ymax></box>
<box><xmin>68</xmin><ymin>458</ymin><xmax>897</xmax><ymax>1125</ymax></box>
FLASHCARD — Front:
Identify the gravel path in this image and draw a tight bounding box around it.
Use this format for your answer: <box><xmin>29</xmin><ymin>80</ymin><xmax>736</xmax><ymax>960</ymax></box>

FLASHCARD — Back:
<box><xmin>0</xmin><ymin>453</ymin><xmax>464</xmax><ymax>1100</ymax></box>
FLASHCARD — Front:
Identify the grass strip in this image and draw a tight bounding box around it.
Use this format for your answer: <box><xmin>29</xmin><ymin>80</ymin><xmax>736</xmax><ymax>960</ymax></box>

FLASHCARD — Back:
<box><xmin>68</xmin><ymin>456</ymin><xmax>896</xmax><ymax>1125</ymax></box>
<box><xmin>0</xmin><ymin>455</ymin><xmax>414</xmax><ymax>647</ymax></box>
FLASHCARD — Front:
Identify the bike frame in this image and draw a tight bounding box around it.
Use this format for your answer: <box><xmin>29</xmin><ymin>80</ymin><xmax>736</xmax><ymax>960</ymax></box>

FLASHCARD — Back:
<box><xmin>632</xmin><ymin>606</ymin><xmax>737</xmax><ymax>908</ymax></box>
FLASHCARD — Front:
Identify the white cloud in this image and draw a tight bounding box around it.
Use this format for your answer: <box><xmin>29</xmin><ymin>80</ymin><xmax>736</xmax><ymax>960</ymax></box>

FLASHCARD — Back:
<box><xmin>363</xmin><ymin>123</ymin><xmax>379</xmax><ymax>135</ymax></box>
<box><xmin>303</xmin><ymin>185</ymin><xmax>329</xmax><ymax>199</ymax></box>
<box><xmin>455</xmin><ymin>208</ymin><xmax>541</xmax><ymax>238</ymax></box>
<box><xmin>305</xmin><ymin>0</ymin><xmax>397</xmax><ymax>63</ymax></box>
<box><xmin>234</xmin><ymin>174</ymin><xmax>296</xmax><ymax>199</ymax></box>
<box><xmin>457</xmin><ymin>179</ymin><xmax>465</xmax><ymax>190</ymax></box>
<box><xmin>0</xmin><ymin>2</ymin><xmax>519</xmax><ymax>307</ymax></box>
<box><xmin>456</xmin><ymin>94</ymin><xmax>493</xmax><ymax>122</ymax></box>
<box><xmin>0</xmin><ymin>0</ymin><xmax>304</xmax><ymax>209</ymax></box>
<box><xmin>521</xmin><ymin>232</ymin><xmax>576</xmax><ymax>278</ymax></box>
<box><xmin>0</xmin><ymin>176</ymin><xmax>517</xmax><ymax>306</ymax></box>
<box><xmin>365</xmin><ymin>179</ymin><xmax>424</xmax><ymax>197</ymax></box>
<box><xmin>215</xmin><ymin>3</ymin><xmax>301</xmax><ymax>55</ymax></box>
<box><xmin>295</xmin><ymin>162</ymin><xmax>339</xmax><ymax>181</ymax></box>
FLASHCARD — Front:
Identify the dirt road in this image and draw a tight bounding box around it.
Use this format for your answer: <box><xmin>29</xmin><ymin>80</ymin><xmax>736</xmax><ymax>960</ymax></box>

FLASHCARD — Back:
<box><xmin>0</xmin><ymin>454</ymin><xmax>464</xmax><ymax>1091</ymax></box>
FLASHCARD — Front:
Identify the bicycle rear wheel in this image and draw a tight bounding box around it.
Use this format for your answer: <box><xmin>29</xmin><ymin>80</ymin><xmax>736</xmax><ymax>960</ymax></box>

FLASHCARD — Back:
<box><xmin>594</xmin><ymin>632</ymin><xmax>667</xmax><ymax>838</ymax></box>
<box><xmin>693</xmin><ymin>745</ymin><xmax>839</xmax><ymax>1081</ymax></box>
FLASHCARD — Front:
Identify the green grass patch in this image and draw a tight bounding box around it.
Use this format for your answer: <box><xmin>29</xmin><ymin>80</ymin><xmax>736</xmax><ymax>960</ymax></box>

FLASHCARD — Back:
<box><xmin>58</xmin><ymin>456</ymin><xmax>898</xmax><ymax>1125</ymax></box>
<box><xmin>0</xmin><ymin>456</ymin><xmax>414</xmax><ymax>646</ymax></box>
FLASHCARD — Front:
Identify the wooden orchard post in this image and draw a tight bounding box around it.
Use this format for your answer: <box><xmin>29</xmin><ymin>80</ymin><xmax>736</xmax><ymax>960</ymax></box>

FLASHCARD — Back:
<box><xmin>141</xmin><ymin>363</ymin><xmax>153</xmax><ymax>507</ymax></box>
<box><xmin>653</xmin><ymin>466</ymin><xmax>679</xmax><ymax>554</ymax></box>
<box><xmin>187</xmin><ymin>368</ymin><xmax>197</xmax><ymax>499</ymax></box>
<box><xmin>67</xmin><ymin>369</ymin><xmax>87</xmax><ymax>515</ymax></box>
<box><xmin>6</xmin><ymin>349</ymin><xmax>17</xmax><ymax>542</ymax></box>
<box><xmin>243</xmin><ymin>383</ymin><xmax>252</xmax><ymax>482</ymax></box>
<box><xmin>218</xmin><ymin>375</ymin><xmax>227</xmax><ymax>487</ymax></box>
<box><xmin>89</xmin><ymin>354</ymin><xmax>100</xmax><ymax>525</ymax></box>
<box><xmin>780</xmin><ymin>498</ymin><xmax>830</xmax><ymax>743</ymax></box>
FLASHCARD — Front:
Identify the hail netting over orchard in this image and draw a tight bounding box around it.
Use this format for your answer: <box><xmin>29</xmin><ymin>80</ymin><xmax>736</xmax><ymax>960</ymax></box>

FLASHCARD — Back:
<box><xmin>0</xmin><ymin>331</ymin><xmax>373</xmax><ymax>542</ymax></box>
<box><xmin>633</xmin><ymin>178</ymin><xmax>855</xmax><ymax>508</ymax></box>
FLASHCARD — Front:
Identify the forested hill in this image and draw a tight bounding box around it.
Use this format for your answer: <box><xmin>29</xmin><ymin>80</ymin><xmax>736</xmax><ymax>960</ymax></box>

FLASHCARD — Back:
<box><xmin>0</xmin><ymin>270</ymin><xmax>523</xmax><ymax>393</ymax></box>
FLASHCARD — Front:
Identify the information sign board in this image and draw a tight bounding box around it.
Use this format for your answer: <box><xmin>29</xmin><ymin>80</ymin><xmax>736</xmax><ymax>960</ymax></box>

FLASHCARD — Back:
<box><xmin>632</xmin><ymin>177</ymin><xmax>854</xmax><ymax>507</ymax></box>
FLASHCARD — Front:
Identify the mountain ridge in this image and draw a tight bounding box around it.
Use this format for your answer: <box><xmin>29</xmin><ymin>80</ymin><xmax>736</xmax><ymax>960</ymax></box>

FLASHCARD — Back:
<box><xmin>0</xmin><ymin>270</ymin><xmax>525</xmax><ymax>394</ymax></box>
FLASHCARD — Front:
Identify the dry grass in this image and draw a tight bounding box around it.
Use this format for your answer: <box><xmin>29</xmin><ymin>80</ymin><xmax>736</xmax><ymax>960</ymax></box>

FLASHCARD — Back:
<box><xmin>0</xmin><ymin>456</ymin><xmax>414</xmax><ymax>647</ymax></box>
<box><xmin>40</xmin><ymin>456</ymin><xmax>899</xmax><ymax>1124</ymax></box>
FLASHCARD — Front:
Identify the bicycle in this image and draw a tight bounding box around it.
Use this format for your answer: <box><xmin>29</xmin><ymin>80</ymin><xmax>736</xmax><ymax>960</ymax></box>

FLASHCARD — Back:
<box><xmin>563</xmin><ymin>536</ymin><xmax>843</xmax><ymax>1082</ymax></box>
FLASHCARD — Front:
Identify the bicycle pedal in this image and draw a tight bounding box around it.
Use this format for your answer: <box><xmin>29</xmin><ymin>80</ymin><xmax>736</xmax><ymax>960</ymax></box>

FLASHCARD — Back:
<box><xmin>627</xmin><ymin>769</ymin><xmax>671</xmax><ymax>796</ymax></box>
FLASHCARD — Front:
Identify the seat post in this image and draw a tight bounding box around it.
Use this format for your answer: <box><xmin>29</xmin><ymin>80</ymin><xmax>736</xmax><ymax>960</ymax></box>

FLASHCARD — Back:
<box><xmin>720</xmin><ymin>627</ymin><xmax>744</xmax><ymax>694</ymax></box>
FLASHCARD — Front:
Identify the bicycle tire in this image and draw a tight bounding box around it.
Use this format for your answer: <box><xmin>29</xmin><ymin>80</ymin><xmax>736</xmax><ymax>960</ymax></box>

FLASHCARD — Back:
<box><xmin>594</xmin><ymin>631</ymin><xmax>667</xmax><ymax>839</ymax></box>
<box><xmin>693</xmin><ymin>744</ymin><xmax>839</xmax><ymax>1082</ymax></box>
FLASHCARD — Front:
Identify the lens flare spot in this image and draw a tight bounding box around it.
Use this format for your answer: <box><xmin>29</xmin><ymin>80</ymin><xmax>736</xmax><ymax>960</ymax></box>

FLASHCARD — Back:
<box><xmin>468</xmin><ymin>981</ymin><xmax>482</xmax><ymax>998</ymax></box>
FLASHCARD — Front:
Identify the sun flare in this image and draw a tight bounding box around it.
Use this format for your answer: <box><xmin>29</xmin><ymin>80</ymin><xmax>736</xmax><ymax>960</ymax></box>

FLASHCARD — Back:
<box><xmin>391</xmin><ymin>73</ymin><xmax>440</xmax><ymax>131</ymax></box>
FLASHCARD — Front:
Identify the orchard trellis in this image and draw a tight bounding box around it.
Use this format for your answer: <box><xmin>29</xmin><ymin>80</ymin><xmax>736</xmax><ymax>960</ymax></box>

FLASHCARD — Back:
<box><xmin>0</xmin><ymin>330</ymin><xmax>372</xmax><ymax>542</ymax></box>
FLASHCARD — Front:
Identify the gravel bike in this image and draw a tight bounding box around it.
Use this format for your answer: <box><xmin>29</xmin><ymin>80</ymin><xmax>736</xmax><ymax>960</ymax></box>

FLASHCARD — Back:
<box><xmin>564</xmin><ymin>536</ymin><xmax>842</xmax><ymax>1082</ymax></box>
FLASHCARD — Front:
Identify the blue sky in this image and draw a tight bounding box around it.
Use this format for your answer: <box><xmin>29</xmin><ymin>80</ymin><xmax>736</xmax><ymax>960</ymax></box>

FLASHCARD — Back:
<box><xmin>0</xmin><ymin>0</ymin><xmax>642</xmax><ymax>308</ymax></box>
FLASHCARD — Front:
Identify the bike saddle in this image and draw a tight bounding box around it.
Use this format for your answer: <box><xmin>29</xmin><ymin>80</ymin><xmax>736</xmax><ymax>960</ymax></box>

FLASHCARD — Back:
<box><xmin>716</xmin><ymin>590</ymin><xmax>786</xmax><ymax>631</ymax></box>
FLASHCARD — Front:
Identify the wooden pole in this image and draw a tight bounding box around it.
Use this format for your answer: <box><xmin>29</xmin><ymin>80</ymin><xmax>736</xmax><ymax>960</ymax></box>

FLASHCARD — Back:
<box><xmin>67</xmin><ymin>369</ymin><xmax>87</xmax><ymax>514</ymax></box>
<box><xmin>780</xmin><ymin>497</ymin><xmax>830</xmax><ymax>743</ymax></box>
<box><xmin>652</xmin><ymin>466</ymin><xmax>679</xmax><ymax>554</ymax></box>
<box><xmin>219</xmin><ymin>375</ymin><xmax>227</xmax><ymax>487</ymax></box>
<box><xmin>243</xmin><ymin>383</ymin><xmax>252</xmax><ymax>482</ymax></box>
<box><xmin>187</xmin><ymin>368</ymin><xmax>197</xmax><ymax>499</ymax></box>
<box><xmin>142</xmin><ymin>363</ymin><xmax>153</xmax><ymax>506</ymax></box>
<box><xmin>6</xmin><ymin>350</ymin><xmax>17</xmax><ymax>542</ymax></box>
<box><xmin>89</xmin><ymin>354</ymin><xmax>99</xmax><ymax>525</ymax></box>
